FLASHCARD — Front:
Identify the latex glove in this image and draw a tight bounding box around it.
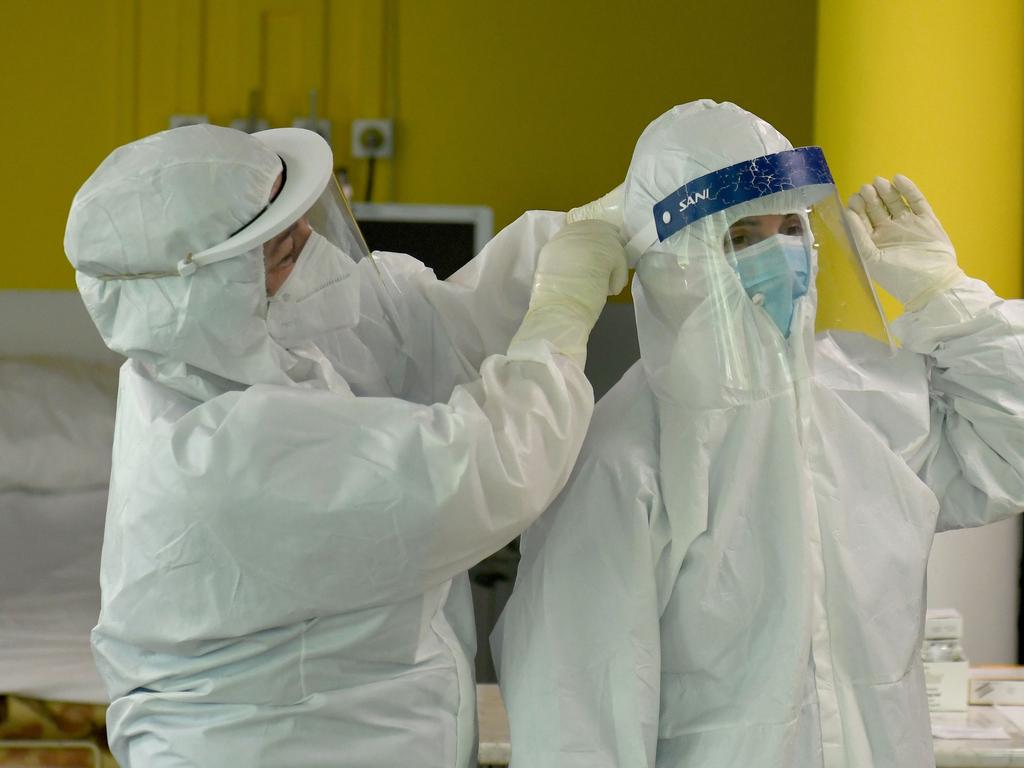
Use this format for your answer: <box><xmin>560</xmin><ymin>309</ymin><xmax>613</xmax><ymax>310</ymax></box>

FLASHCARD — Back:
<box><xmin>509</xmin><ymin>219</ymin><xmax>628</xmax><ymax>367</ymax></box>
<box><xmin>846</xmin><ymin>175</ymin><xmax>965</xmax><ymax>311</ymax></box>
<box><xmin>566</xmin><ymin>183</ymin><xmax>625</xmax><ymax>230</ymax></box>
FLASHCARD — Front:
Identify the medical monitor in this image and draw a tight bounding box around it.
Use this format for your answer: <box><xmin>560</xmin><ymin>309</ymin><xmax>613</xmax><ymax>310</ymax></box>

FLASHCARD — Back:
<box><xmin>351</xmin><ymin>203</ymin><xmax>494</xmax><ymax>280</ymax></box>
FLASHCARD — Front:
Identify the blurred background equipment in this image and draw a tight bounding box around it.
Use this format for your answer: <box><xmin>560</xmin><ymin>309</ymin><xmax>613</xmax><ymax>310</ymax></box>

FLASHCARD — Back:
<box><xmin>923</xmin><ymin>609</ymin><xmax>969</xmax><ymax>713</ymax></box>
<box><xmin>351</xmin><ymin>202</ymin><xmax>491</xmax><ymax>278</ymax></box>
<box><xmin>293</xmin><ymin>88</ymin><xmax>333</xmax><ymax>144</ymax></box>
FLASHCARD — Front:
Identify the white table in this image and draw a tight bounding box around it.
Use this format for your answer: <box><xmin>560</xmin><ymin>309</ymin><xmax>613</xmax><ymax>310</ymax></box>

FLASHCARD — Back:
<box><xmin>480</xmin><ymin>688</ymin><xmax>1024</xmax><ymax>767</ymax></box>
<box><xmin>934</xmin><ymin>706</ymin><xmax>1024</xmax><ymax>767</ymax></box>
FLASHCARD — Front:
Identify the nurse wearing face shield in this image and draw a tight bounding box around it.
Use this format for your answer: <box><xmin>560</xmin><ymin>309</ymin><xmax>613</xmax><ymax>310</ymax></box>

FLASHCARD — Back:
<box><xmin>64</xmin><ymin>124</ymin><xmax>626</xmax><ymax>768</ymax></box>
<box><xmin>494</xmin><ymin>100</ymin><xmax>1024</xmax><ymax>768</ymax></box>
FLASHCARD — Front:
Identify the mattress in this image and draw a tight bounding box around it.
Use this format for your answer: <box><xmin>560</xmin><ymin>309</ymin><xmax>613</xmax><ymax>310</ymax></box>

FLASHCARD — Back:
<box><xmin>0</xmin><ymin>487</ymin><xmax>108</xmax><ymax>703</ymax></box>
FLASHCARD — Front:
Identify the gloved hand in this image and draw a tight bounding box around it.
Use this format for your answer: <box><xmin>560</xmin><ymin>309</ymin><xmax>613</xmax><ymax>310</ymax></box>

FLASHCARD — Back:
<box><xmin>509</xmin><ymin>219</ymin><xmax>628</xmax><ymax>367</ymax></box>
<box><xmin>846</xmin><ymin>175</ymin><xmax>965</xmax><ymax>311</ymax></box>
<box><xmin>566</xmin><ymin>183</ymin><xmax>625</xmax><ymax>230</ymax></box>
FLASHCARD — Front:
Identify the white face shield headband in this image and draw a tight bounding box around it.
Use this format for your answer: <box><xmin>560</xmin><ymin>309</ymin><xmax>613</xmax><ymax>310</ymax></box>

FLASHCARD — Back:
<box><xmin>174</xmin><ymin>130</ymin><xmax>369</xmax><ymax>276</ymax></box>
<box><xmin>103</xmin><ymin>128</ymin><xmax>404</xmax><ymax>353</ymax></box>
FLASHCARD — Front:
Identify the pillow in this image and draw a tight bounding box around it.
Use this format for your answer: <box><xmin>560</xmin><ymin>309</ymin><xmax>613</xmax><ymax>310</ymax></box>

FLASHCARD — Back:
<box><xmin>0</xmin><ymin>357</ymin><xmax>120</xmax><ymax>491</ymax></box>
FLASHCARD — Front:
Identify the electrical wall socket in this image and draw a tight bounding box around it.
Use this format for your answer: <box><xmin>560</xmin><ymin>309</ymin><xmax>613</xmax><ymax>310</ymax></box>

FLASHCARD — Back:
<box><xmin>230</xmin><ymin>116</ymin><xmax>270</xmax><ymax>134</ymax></box>
<box><xmin>169</xmin><ymin>114</ymin><xmax>209</xmax><ymax>129</ymax></box>
<box><xmin>351</xmin><ymin>119</ymin><xmax>394</xmax><ymax>159</ymax></box>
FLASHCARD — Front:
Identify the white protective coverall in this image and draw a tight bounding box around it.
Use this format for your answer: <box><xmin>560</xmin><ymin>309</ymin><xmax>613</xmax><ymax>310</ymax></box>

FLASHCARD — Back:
<box><xmin>64</xmin><ymin>124</ymin><xmax>623</xmax><ymax>767</ymax></box>
<box><xmin>494</xmin><ymin>100</ymin><xmax>1024</xmax><ymax>767</ymax></box>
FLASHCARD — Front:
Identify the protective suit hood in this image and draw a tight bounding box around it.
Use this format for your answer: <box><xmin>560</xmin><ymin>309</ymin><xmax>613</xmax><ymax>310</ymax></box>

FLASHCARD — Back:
<box><xmin>623</xmin><ymin>99</ymin><xmax>792</xmax><ymax>264</ymax></box>
<box><xmin>625</xmin><ymin>102</ymin><xmax>807</xmax><ymax>410</ymax></box>
<box><xmin>623</xmin><ymin>100</ymin><xmax>889</xmax><ymax>412</ymax></box>
<box><xmin>65</xmin><ymin>124</ymin><xmax>342</xmax><ymax>400</ymax></box>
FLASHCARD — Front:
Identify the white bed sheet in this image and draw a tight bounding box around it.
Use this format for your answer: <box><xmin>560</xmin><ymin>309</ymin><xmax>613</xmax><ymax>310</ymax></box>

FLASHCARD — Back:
<box><xmin>0</xmin><ymin>487</ymin><xmax>108</xmax><ymax>703</ymax></box>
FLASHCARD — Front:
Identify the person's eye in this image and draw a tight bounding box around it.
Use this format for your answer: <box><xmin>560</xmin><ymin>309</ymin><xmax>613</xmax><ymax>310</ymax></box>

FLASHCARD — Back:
<box><xmin>728</xmin><ymin>232</ymin><xmax>749</xmax><ymax>249</ymax></box>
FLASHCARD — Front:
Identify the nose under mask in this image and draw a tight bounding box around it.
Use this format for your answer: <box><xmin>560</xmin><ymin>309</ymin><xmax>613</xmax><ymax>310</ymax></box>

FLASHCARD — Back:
<box><xmin>732</xmin><ymin>234</ymin><xmax>811</xmax><ymax>338</ymax></box>
<box><xmin>266</xmin><ymin>230</ymin><xmax>362</xmax><ymax>349</ymax></box>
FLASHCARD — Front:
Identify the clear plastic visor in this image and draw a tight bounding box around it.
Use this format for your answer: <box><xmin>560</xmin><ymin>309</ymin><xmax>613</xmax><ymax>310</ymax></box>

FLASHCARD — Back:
<box><xmin>296</xmin><ymin>177</ymin><xmax>370</xmax><ymax>264</ymax></box>
<box><xmin>260</xmin><ymin>177</ymin><xmax>372</xmax><ymax>278</ymax></box>
<box><xmin>189</xmin><ymin>173</ymin><xmax>372</xmax><ymax>275</ymax></box>
<box><xmin>191</xmin><ymin>169</ymin><xmax>412</xmax><ymax>369</ymax></box>
<box><xmin>653</xmin><ymin>147</ymin><xmax>892</xmax><ymax>349</ymax></box>
<box><xmin>725</xmin><ymin>187</ymin><xmax>891</xmax><ymax>346</ymax></box>
<box><xmin>636</xmin><ymin>148</ymin><xmax>894</xmax><ymax>404</ymax></box>
<box><xmin>264</xmin><ymin>177</ymin><xmax>414</xmax><ymax>386</ymax></box>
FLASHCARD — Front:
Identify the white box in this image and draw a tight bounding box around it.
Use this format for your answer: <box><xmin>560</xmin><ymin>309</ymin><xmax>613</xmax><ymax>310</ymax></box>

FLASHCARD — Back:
<box><xmin>969</xmin><ymin>666</ymin><xmax>1024</xmax><ymax>706</ymax></box>
<box><xmin>924</xmin><ymin>660</ymin><xmax>969</xmax><ymax>711</ymax></box>
<box><xmin>925</xmin><ymin>608</ymin><xmax>964</xmax><ymax>640</ymax></box>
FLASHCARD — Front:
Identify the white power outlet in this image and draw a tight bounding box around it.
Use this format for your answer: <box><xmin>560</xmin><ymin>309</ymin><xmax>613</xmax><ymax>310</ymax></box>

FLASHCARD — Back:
<box><xmin>352</xmin><ymin>119</ymin><xmax>394</xmax><ymax>159</ymax></box>
<box><xmin>169</xmin><ymin>114</ymin><xmax>209</xmax><ymax>129</ymax></box>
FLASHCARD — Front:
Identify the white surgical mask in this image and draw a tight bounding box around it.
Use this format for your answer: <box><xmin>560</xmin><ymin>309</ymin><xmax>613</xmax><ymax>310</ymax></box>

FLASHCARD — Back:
<box><xmin>267</xmin><ymin>231</ymin><xmax>361</xmax><ymax>349</ymax></box>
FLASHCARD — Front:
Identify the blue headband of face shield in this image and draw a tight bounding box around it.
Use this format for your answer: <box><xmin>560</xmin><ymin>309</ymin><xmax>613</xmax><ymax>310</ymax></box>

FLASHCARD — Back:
<box><xmin>651</xmin><ymin>146</ymin><xmax>831</xmax><ymax>337</ymax></box>
<box><xmin>653</xmin><ymin>146</ymin><xmax>833</xmax><ymax>240</ymax></box>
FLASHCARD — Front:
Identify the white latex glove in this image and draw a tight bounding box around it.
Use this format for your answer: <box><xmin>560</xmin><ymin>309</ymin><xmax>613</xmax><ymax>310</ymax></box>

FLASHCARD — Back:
<box><xmin>509</xmin><ymin>219</ymin><xmax>628</xmax><ymax>367</ymax></box>
<box><xmin>566</xmin><ymin>183</ymin><xmax>625</xmax><ymax>230</ymax></box>
<box><xmin>846</xmin><ymin>175</ymin><xmax>965</xmax><ymax>311</ymax></box>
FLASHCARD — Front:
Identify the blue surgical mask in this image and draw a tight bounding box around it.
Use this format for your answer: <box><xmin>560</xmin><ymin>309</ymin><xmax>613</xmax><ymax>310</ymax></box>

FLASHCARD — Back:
<box><xmin>732</xmin><ymin>234</ymin><xmax>811</xmax><ymax>338</ymax></box>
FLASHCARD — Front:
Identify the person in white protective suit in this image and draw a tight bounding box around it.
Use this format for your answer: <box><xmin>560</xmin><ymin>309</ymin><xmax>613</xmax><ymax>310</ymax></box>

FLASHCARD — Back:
<box><xmin>63</xmin><ymin>123</ymin><xmax>627</xmax><ymax>768</ymax></box>
<box><xmin>493</xmin><ymin>100</ymin><xmax>1024</xmax><ymax>768</ymax></box>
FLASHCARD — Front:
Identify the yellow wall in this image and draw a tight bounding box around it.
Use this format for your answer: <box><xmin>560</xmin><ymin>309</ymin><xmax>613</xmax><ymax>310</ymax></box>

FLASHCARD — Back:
<box><xmin>815</xmin><ymin>0</ymin><xmax>1024</xmax><ymax>303</ymax></box>
<box><xmin>4</xmin><ymin>0</ymin><xmax>137</xmax><ymax>291</ymax></box>
<box><xmin>391</xmin><ymin>0</ymin><xmax>816</xmax><ymax>230</ymax></box>
<box><xmin>3</xmin><ymin>0</ymin><xmax>816</xmax><ymax>291</ymax></box>
<box><xmin>6</xmin><ymin>2</ymin><xmax>1021</xmax><ymax>300</ymax></box>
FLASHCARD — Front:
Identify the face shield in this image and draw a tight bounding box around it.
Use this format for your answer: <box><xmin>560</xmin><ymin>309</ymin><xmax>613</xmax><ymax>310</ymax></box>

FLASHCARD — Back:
<box><xmin>171</xmin><ymin>129</ymin><xmax>408</xmax><ymax>352</ymax></box>
<box><xmin>257</xmin><ymin>177</ymin><xmax>370</xmax><ymax>349</ymax></box>
<box><xmin>175</xmin><ymin>129</ymin><xmax>368</xmax><ymax>276</ymax></box>
<box><xmin>638</xmin><ymin>147</ymin><xmax>892</xmax><ymax>398</ymax></box>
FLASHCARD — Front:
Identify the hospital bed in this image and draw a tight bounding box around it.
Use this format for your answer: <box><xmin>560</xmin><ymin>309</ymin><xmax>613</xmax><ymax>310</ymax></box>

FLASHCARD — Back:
<box><xmin>0</xmin><ymin>291</ymin><xmax>120</xmax><ymax>766</ymax></box>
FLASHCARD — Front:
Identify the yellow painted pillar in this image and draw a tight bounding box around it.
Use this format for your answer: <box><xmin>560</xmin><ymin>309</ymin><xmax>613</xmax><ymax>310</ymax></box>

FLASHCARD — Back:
<box><xmin>815</xmin><ymin>0</ymin><xmax>1024</xmax><ymax>303</ymax></box>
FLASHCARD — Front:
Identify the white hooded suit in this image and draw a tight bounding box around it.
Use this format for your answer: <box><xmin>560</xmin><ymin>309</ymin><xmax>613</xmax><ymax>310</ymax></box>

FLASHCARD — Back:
<box><xmin>65</xmin><ymin>125</ymin><xmax>591</xmax><ymax>768</ymax></box>
<box><xmin>494</xmin><ymin>101</ymin><xmax>1024</xmax><ymax>767</ymax></box>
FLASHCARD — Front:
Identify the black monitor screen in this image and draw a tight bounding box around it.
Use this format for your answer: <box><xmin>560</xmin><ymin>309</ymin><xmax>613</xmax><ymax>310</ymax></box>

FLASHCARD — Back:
<box><xmin>356</xmin><ymin>220</ymin><xmax>478</xmax><ymax>280</ymax></box>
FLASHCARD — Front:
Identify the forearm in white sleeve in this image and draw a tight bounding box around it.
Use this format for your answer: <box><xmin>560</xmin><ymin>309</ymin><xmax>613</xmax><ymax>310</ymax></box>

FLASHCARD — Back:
<box><xmin>421</xmin><ymin>211</ymin><xmax>566</xmax><ymax>371</ymax></box>
<box><xmin>155</xmin><ymin>343</ymin><xmax>595</xmax><ymax>629</ymax></box>
<box><xmin>895</xmin><ymin>278</ymin><xmax>1024</xmax><ymax>530</ymax></box>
